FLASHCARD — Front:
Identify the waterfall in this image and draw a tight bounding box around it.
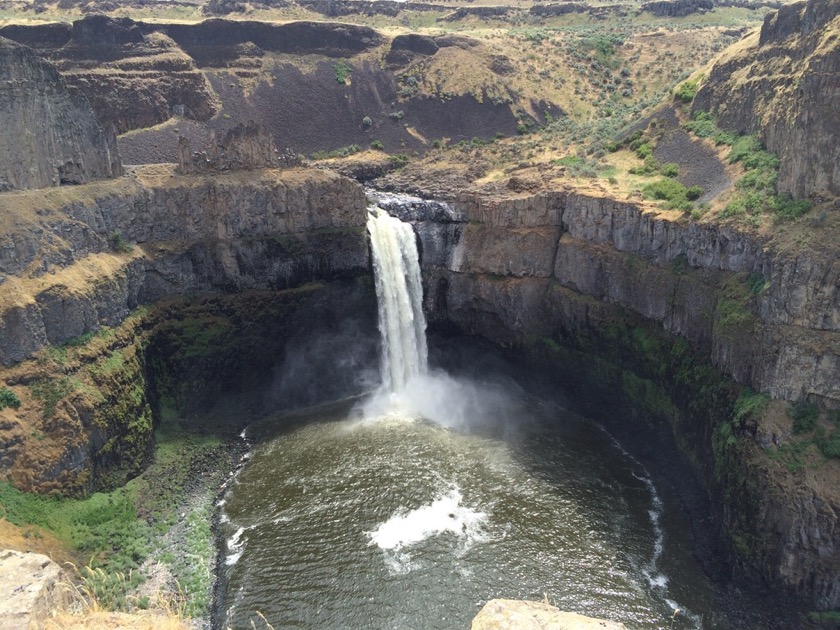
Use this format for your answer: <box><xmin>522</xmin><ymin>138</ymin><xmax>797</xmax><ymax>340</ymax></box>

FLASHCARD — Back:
<box><xmin>367</xmin><ymin>207</ymin><xmax>428</xmax><ymax>392</ymax></box>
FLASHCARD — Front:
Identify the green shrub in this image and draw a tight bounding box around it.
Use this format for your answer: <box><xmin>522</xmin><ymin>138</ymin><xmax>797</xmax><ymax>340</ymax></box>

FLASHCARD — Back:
<box><xmin>30</xmin><ymin>378</ymin><xmax>73</xmax><ymax>419</ymax></box>
<box><xmin>817</xmin><ymin>432</ymin><xmax>840</xmax><ymax>460</ymax></box>
<box><xmin>674</xmin><ymin>79</ymin><xmax>699</xmax><ymax>103</ymax></box>
<box><xmin>362</xmin><ymin>116</ymin><xmax>372</xmax><ymax>127</ymax></box>
<box><xmin>746</xmin><ymin>272</ymin><xmax>766</xmax><ymax>295</ymax></box>
<box><xmin>110</xmin><ymin>233</ymin><xmax>132</xmax><ymax>254</ymax></box>
<box><xmin>311</xmin><ymin>145</ymin><xmax>361</xmax><ymax>160</ymax></box>
<box><xmin>333</xmin><ymin>61</ymin><xmax>352</xmax><ymax>84</ymax></box>
<box><xmin>642</xmin><ymin>178</ymin><xmax>694</xmax><ymax>211</ymax></box>
<box><xmin>389</xmin><ymin>110</ymin><xmax>405</xmax><ymax>121</ymax></box>
<box><xmin>728</xmin><ymin>136</ymin><xmax>779</xmax><ymax>170</ymax></box>
<box><xmin>685</xmin><ymin>185</ymin><xmax>703</xmax><ymax>200</ymax></box>
<box><xmin>661</xmin><ymin>163</ymin><xmax>679</xmax><ymax>177</ymax></box>
<box><xmin>790</xmin><ymin>400</ymin><xmax>819</xmax><ymax>434</ymax></box>
<box><xmin>771</xmin><ymin>195</ymin><xmax>812</xmax><ymax>222</ymax></box>
<box><xmin>682</xmin><ymin>111</ymin><xmax>736</xmax><ymax>145</ymax></box>
<box><xmin>370</xmin><ymin>140</ymin><xmax>384</xmax><ymax>151</ymax></box>
<box><xmin>635</xmin><ymin>142</ymin><xmax>653</xmax><ymax>159</ymax></box>
<box><xmin>0</xmin><ymin>387</ymin><xmax>20</xmax><ymax>410</ymax></box>
<box><xmin>733</xmin><ymin>388</ymin><xmax>770</xmax><ymax>423</ymax></box>
<box><xmin>390</xmin><ymin>153</ymin><xmax>410</xmax><ymax>167</ymax></box>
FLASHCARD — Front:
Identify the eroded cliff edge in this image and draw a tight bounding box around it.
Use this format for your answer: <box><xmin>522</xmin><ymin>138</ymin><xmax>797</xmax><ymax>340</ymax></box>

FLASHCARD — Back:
<box><xmin>0</xmin><ymin>36</ymin><xmax>122</xmax><ymax>191</ymax></box>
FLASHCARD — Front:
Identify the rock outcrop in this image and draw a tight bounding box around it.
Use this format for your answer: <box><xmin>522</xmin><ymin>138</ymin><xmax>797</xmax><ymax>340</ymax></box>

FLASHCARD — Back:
<box><xmin>0</xmin><ymin>17</ymin><xmax>217</xmax><ymax>135</ymax></box>
<box><xmin>177</xmin><ymin>121</ymin><xmax>287</xmax><ymax>174</ymax></box>
<box><xmin>471</xmin><ymin>600</ymin><xmax>626</xmax><ymax>630</ymax></box>
<box><xmin>0</xmin><ymin>164</ymin><xmax>370</xmax><ymax>494</ymax></box>
<box><xmin>0</xmin><ymin>550</ymin><xmax>75</xmax><ymax>629</ymax></box>
<box><xmin>693</xmin><ymin>0</ymin><xmax>840</xmax><ymax>199</ymax></box>
<box><xmin>0</xmin><ymin>37</ymin><xmax>121</xmax><ymax>191</ymax></box>
<box><xmin>640</xmin><ymin>0</ymin><xmax>713</xmax><ymax>18</ymax></box>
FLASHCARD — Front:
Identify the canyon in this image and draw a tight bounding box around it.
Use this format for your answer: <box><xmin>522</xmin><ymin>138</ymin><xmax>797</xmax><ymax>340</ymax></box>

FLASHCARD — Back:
<box><xmin>0</xmin><ymin>0</ymin><xmax>838</xmax><ymax>625</ymax></box>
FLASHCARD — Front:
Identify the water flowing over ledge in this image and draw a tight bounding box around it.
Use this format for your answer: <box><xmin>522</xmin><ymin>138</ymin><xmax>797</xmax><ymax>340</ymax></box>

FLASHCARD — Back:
<box><xmin>367</xmin><ymin>207</ymin><xmax>428</xmax><ymax>393</ymax></box>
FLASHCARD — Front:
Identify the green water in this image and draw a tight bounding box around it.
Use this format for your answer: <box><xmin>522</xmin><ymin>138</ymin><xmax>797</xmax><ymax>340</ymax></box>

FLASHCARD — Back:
<box><xmin>218</xmin><ymin>388</ymin><xmax>720</xmax><ymax>629</ymax></box>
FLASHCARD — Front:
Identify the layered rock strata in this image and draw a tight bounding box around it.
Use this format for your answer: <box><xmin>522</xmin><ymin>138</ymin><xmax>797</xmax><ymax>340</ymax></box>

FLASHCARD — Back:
<box><xmin>0</xmin><ymin>166</ymin><xmax>369</xmax><ymax>494</ymax></box>
<box><xmin>0</xmin><ymin>17</ymin><xmax>217</xmax><ymax>134</ymax></box>
<box><xmin>0</xmin><ymin>166</ymin><xmax>367</xmax><ymax>365</ymax></box>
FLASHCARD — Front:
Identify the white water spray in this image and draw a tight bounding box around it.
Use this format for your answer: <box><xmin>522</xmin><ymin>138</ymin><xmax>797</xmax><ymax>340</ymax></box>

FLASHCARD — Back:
<box><xmin>367</xmin><ymin>207</ymin><xmax>428</xmax><ymax>392</ymax></box>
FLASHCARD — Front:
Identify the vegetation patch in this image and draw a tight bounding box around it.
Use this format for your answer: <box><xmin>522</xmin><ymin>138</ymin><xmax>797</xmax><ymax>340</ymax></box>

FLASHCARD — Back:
<box><xmin>642</xmin><ymin>178</ymin><xmax>702</xmax><ymax>211</ymax></box>
<box><xmin>311</xmin><ymin>144</ymin><xmax>361</xmax><ymax>160</ymax></box>
<box><xmin>0</xmin><ymin>423</ymin><xmax>230</xmax><ymax>616</ymax></box>
<box><xmin>674</xmin><ymin>77</ymin><xmax>701</xmax><ymax>104</ymax></box>
<box><xmin>30</xmin><ymin>377</ymin><xmax>74</xmax><ymax>419</ymax></box>
<box><xmin>685</xmin><ymin>112</ymin><xmax>812</xmax><ymax>224</ymax></box>
<box><xmin>789</xmin><ymin>400</ymin><xmax>819</xmax><ymax>434</ymax></box>
<box><xmin>0</xmin><ymin>386</ymin><xmax>21</xmax><ymax>410</ymax></box>
<box><xmin>333</xmin><ymin>61</ymin><xmax>352</xmax><ymax>85</ymax></box>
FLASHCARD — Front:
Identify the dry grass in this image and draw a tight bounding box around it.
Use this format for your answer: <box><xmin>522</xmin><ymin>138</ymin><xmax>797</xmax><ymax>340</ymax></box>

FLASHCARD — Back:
<box><xmin>45</xmin><ymin>582</ymin><xmax>190</xmax><ymax>630</ymax></box>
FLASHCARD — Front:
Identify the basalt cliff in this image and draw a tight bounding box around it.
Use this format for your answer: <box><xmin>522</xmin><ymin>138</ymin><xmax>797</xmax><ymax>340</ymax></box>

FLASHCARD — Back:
<box><xmin>0</xmin><ymin>0</ymin><xmax>838</xmax><ymax>621</ymax></box>
<box><xmin>693</xmin><ymin>0</ymin><xmax>840</xmax><ymax>199</ymax></box>
<box><xmin>0</xmin><ymin>36</ymin><xmax>121</xmax><ymax>191</ymax></box>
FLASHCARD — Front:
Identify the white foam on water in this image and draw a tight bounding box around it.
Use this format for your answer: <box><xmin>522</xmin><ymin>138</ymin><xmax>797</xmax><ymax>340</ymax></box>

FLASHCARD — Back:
<box><xmin>225</xmin><ymin>526</ymin><xmax>247</xmax><ymax>566</ymax></box>
<box><xmin>368</xmin><ymin>487</ymin><xmax>488</xmax><ymax>554</ymax></box>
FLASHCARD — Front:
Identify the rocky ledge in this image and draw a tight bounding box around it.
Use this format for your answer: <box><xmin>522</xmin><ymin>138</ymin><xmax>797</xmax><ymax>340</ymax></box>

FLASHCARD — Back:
<box><xmin>693</xmin><ymin>0</ymin><xmax>840</xmax><ymax>199</ymax></box>
<box><xmin>0</xmin><ymin>165</ymin><xmax>367</xmax><ymax>365</ymax></box>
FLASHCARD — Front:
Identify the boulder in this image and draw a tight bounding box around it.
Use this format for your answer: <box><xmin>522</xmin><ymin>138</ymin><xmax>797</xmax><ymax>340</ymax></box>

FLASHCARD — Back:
<box><xmin>471</xmin><ymin>600</ymin><xmax>626</xmax><ymax>630</ymax></box>
<box><xmin>0</xmin><ymin>550</ymin><xmax>75</xmax><ymax>630</ymax></box>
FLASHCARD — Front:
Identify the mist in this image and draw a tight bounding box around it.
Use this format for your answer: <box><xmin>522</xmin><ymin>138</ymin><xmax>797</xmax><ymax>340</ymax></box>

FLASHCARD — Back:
<box><xmin>268</xmin><ymin>317</ymin><xmax>379</xmax><ymax>412</ymax></box>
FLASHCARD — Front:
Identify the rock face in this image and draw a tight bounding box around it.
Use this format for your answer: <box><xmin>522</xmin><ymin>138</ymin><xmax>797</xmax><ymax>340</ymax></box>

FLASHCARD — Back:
<box><xmin>0</xmin><ymin>166</ymin><xmax>368</xmax><ymax>366</ymax></box>
<box><xmin>177</xmin><ymin>121</ymin><xmax>284</xmax><ymax>174</ymax></box>
<box><xmin>693</xmin><ymin>0</ymin><xmax>840</xmax><ymax>199</ymax></box>
<box><xmin>640</xmin><ymin>0</ymin><xmax>713</xmax><ymax>17</ymax></box>
<box><xmin>403</xmin><ymin>187</ymin><xmax>840</xmax><ymax>610</ymax></box>
<box><xmin>0</xmin><ymin>37</ymin><xmax>121</xmax><ymax>191</ymax></box>
<box><xmin>471</xmin><ymin>600</ymin><xmax>626</xmax><ymax>630</ymax></box>
<box><xmin>0</xmin><ymin>550</ymin><xmax>75</xmax><ymax>629</ymax></box>
<box><xmin>0</xmin><ymin>17</ymin><xmax>218</xmax><ymax>135</ymax></box>
<box><xmin>0</xmin><ymin>164</ymin><xmax>370</xmax><ymax>494</ymax></box>
<box><xmin>0</xmin><ymin>15</ymin><xmax>528</xmax><ymax>160</ymax></box>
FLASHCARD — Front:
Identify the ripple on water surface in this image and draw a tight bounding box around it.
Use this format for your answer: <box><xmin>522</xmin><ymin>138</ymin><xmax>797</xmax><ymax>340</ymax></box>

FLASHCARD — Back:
<box><xmin>220</xmin><ymin>400</ymin><xmax>713</xmax><ymax>629</ymax></box>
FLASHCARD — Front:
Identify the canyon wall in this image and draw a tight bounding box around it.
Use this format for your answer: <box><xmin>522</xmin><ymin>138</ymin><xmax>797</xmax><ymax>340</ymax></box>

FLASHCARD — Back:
<box><xmin>0</xmin><ymin>166</ymin><xmax>370</xmax><ymax>494</ymax></box>
<box><xmin>0</xmin><ymin>37</ymin><xmax>121</xmax><ymax>190</ymax></box>
<box><xmin>412</xmin><ymin>188</ymin><xmax>840</xmax><ymax>610</ymax></box>
<box><xmin>693</xmin><ymin>0</ymin><xmax>840</xmax><ymax>199</ymax></box>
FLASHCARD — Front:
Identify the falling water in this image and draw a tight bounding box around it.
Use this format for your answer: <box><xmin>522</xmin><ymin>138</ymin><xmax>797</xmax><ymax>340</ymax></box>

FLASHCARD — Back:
<box><xmin>367</xmin><ymin>207</ymin><xmax>428</xmax><ymax>392</ymax></box>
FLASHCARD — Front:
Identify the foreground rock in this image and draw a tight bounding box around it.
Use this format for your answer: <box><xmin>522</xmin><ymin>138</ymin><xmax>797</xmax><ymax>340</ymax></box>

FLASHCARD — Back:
<box><xmin>471</xmin><ymin>600</ymin><xmax>626</xmax><ymax>630</ymax></box>
<box><xmin>0</xmin><ymin>550</ymin><xmax>75</xmax><ymax>629</ymax></box>
<box><xmin>0</xmin><ymin>37</ymin><xmax>122</xmax><ymax>191</ymax></box>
